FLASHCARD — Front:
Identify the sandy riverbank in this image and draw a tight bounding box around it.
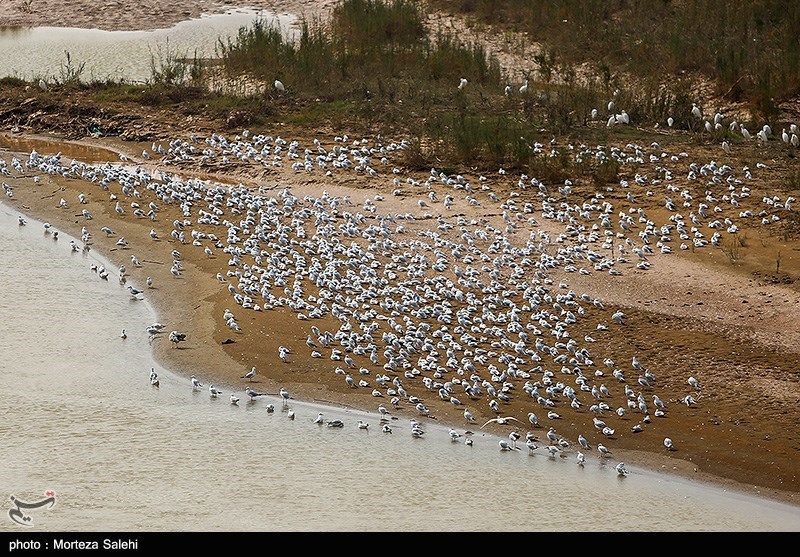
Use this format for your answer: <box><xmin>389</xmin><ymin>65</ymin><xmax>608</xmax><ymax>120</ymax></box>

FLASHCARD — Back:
<box><xmin>2</xmin><ymin>128</ymin><xmax>799</xmax><ymax>509</ymax></box>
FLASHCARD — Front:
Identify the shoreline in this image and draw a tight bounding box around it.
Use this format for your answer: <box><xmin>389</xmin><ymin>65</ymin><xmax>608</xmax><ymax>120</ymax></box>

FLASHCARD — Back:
<box><xmin>2</xmin><ymin>130</ymin><xmax>798</xmax><ymax>510</ymax></box>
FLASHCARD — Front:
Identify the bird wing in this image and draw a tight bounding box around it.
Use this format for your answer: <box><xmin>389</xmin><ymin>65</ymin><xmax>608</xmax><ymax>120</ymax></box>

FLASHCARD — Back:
<box><xmin>479</xmin><ymin>419</ymin><xmax>497</xmax><ymax>429</ymax></box>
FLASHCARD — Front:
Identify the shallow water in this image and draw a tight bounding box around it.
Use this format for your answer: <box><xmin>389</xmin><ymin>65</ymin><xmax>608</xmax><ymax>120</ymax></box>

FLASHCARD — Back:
<box><xmin>0</xmin><ymin>8</ymin><xmax>296</xmax><ymax>83</ymax></box>
<box><xmin>0</xmin><ymin>199</ymin><xmax>798</xmax><ymax>532</ymax></box>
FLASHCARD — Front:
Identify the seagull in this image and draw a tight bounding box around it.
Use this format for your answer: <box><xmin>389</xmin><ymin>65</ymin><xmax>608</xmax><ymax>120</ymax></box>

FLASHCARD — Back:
<box><xmin>149</xmin><ymin>368</ymin><xmax>159</xmax><ymax>387</ymax></box>
<box><xmin>616</xmin><ymin>462</ymin><xmax>629</xmax><ymax>476</ymax></box>
<box><xmin>327</xmin><ymin>419</ymin><xmax>344</xmax><ymax>428</ymax></box>
<box><xmin>279</xmin><ymin>387</ymin><xmax>291</xmax><ymax>406</ymax></box>
<box><xmin>449</xmin><ymin>428</ymin><xmax>462</xmax><ymax>441</ymax></box>
<box><xmin>480</xmin><ymin>416</ymin><xmax>522</xmax><ymax>429</ymax></box>
<box><xmin>127</xmin><ymin>285</ymin><xmax>143</xmax><ymax>299</ymax></box>
<box><xmin>313</xmin><ymin>413</ymin><xmax>324</xmax><ymax>424</ymax></box>
<box><xmin>190</xmin><ymin>375</ymin><xmax>202</xmax><ymax>390</ymax></box>
<box><xmin>688</xmin><ymin>376</ymin><xmax>699</xmax><ymax>389</ymax></box>
<box><xmin>169</xmin><ymin>331</ymin><xmax>186</xmax><ymax>348</ymax></box>
<box><xmin>382</xmin><ymin>424</ymin><xmax>393</xmax><ymax>434</ymax></box>
<box><xmin>209</xmin><ymin>385</ymin><xmax>223</xmax><ymax>398</ymax></box>
<box><xmin>265</xmin><ymin>404</ymin><xmax>275</xmax><ymax>413</ymax></box>
<box><xmin>576</xmin><ymin>451</ymin><xmax>586</xmax><ymax>466</ymax></box>
<box><xmin>526</xmin><ymin>439</ymin><xmax>539</xmax><ymax>454</ymax></box>
<box><xmin>499</xmin><ymin>439</ymin><xmax>519</xmax><ymax>451</ymax></box>
<box><xmin>242</xmin><ymin>366</ymin><xmax>257</xmax><ymax>381</ymax></box>
<box><xmin>463</xmin><ymin>408</ymin><xmax>476</xmax><ymax>423</ymax></box>
<box><xmin>230</xmin><ymin>394</ymin><xmax>240</xmax><ymax>405</ymax></box>
<box><xmin>120</xmin><ymin>329</ymin><xmax>127</xmax><ymax>339</ymax></box>
<box><xmin>245</xmin><ymin>387</ymin><xmax>264</xmax><ymax>401</ymax></box>
<box><xmin>664</xmin><ymin>437</ymin><xmax>674</xmax><ymax>451</ymax></box>
<box><xmin>598</xmin><ymin>444</ymin><xmax>612</xmax><ymax>457</ymax></box>
<box><xmin>358</xmin><ymin>421</ymin><xmax>369</xmax><ymax>430</ymax></box>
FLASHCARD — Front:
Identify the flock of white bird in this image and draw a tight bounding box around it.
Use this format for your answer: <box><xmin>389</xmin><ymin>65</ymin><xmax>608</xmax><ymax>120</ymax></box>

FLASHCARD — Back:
<box><xmin>5</xmin><ymin>100</ymin><xmax>795</xmax><ymax>475</ymax></box>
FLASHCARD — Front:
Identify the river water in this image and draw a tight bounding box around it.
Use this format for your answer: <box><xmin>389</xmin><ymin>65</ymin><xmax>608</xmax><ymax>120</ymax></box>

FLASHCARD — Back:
<box><xmin>0</xmin><ymin>194</ymin><xmax>798</xmax><ymax>532</ymax></box>
<box><xmin>0</xmin><ymin>8</ymin><xmax>296</xmax><ymax>83</ymax></box>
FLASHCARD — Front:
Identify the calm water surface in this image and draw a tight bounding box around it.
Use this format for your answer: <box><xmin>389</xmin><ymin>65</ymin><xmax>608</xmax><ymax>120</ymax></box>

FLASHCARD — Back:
<box><xmin>0</xmin><ymin>191</ymin><xmax>798</xmax><ymax>532</ymax></box>
<box><xmin>0</xmin><ymin>8</ymin><xmax>296</xmax><ymax>83</ymax></box>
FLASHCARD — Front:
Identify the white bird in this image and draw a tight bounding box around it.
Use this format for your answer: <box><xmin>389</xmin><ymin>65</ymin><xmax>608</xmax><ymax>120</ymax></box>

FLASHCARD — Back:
<box><xmin>598</xmin><ymin>443</ymin><xmax>612</xmax><ymax>457</ymax></box>
<box><xmin>274</xmin><ymin>79</ymin><xmax>285</xmax><ymax>92</ymax></box>
<box><xmin>209</xmin><ymin>384</ymin><xmax>222</xmax><ymax>398</ymax></box>
<box><xmin>120</xmin><ymin>329</ymin><xmax>127</xmax><ymax>339</ymax></box>
<box><xmin>169</xmin><ymin>331</ymin><xmax>186</xmax><ymax>347</ymax></box>
<box><xmin>242</xmin><ymin>366</ymin><xmax>257</xmax><ymax>381</ymax></box>
<box><xmin>615</xmin><ymin>462</ymin><xmax>629</xmax><ymax>476</ymax></box>
<box><xmin>358</xmin><ymin>421</ymin><xmax>369</xmax><ymax>430</ymax></box>
<box><xmin>245</xmin><ymin>387</ymin><xmax>264</xmax><ymax>401</ymax></box>
<box><xmin>664</xmin><ymin>437</ymin><xmax>674</xmax><ymax>451</ymax></box>
<box><xmin>576</xmin><ymin>451</ymin><xmax>586</xmax><ymax>466</ymax></box>
<box><xmin>499</xmin><ymin>439</ymin><xmax>519</xmax><ymax>451</ymax></box>
<box><xmin>458</xmin><ymin>77</ymin><xmax>468</xmax><ymax>90</ymax></box>
<box><xmin>230</xmin><ymin>394</ymin><xmax>240</xmax><ymax>405</ymax></box>
<box><xmin>480</xmin><ymin>416</ymin><xmax>522</xmax><ymax>429</ymax></box>
<box><xmin>327</xmin><ymin>419</ymin><xmax>344</xmax><ymax>428</ymax></box>
<box><xmin>279</xmin><ymin>387</ymin><xmax>291</xmax><ymax>406</ymax></box>
<box><xmin>463</xmin><ymin>408</ymin><xmax>476</xmax><ymax>423</ymax></box>
<box><xmin>688</xmin><ymin>376</ymin><xmax>699</xmax><ymax>389</ymax></box>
